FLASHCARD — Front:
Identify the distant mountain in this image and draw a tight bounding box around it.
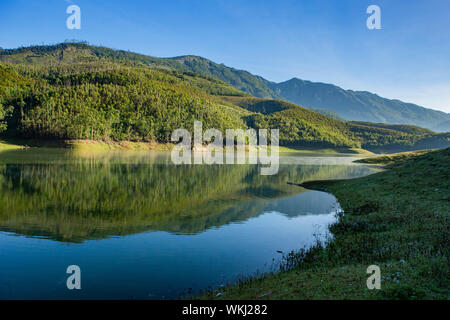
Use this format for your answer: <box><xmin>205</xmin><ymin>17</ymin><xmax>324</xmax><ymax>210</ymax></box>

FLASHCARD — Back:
<box><xmin>433</xmin><ymin>119</ymin><xmax>450</xmax><ymax>132</ymax></box>
<box><xmin>171</xmin><ymin>57</ymin><xmax>450</xmax><ymax>132</ymax></box>
<box><xmin>267</xmin><ymin>78</ymin><xmax>450</xmax><ymax>132</ymax></box>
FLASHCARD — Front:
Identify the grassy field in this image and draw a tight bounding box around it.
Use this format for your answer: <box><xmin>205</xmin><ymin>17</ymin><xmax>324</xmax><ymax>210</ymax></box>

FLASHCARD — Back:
<box><xmin>277</xmin><ymin>146</ymin><xmax>373</xmax><ymax>154</ymax></box>
<box><xmin>66</xmin><ymin>140</ymin><xmax>174</xmax><ymax>151</ymax></box>
<box><xmin>0</xmin><ymin>138</ymin><xmax>174</xmax><ymax>152</ymax></box>
<box><xmin>354</xmin><ymin>149</ymin><xmax>436</xmax><ymax>165</ymax></box>
<box><xmin>0</xmin><ymin>141</ymin><xmax>25</xmax><ymax>151</ymax></box>
<box><xmin>202</xmin><ymin>148</ymin><xmax>449</xmax><ymax>300</ymax></box>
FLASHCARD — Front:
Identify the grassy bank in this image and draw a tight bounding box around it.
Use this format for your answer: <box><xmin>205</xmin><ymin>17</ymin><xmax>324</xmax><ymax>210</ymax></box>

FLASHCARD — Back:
<box><xmin>202</xmin><ymin>148</ymin><xmax>449</xmax><ymax>299</ymax></box>
<box><xmin>0</xmin><ymin>141</ymin><xmax>24</xmax><ymax>151</ymax></box>
<box><xmin>0</xmin><ymin>138</ymin><xmax>174</xmax><ymax>152</ymax></box>
<box><xmin>354</xmin><ymin>149</ymin><xmax>436</xmax><ymax>165</ymax></box>
<box><xmin>0</xmin><ymin>137</ymin><xmax>372</xmax><ymax>154</ymax></box>
<box><xmin>0</xmin><ymin>138</ymin><xmax>27</xmax><ymax>151</ymax></box>
<box><xmin>277</xmin><ymin>146</ymin><xmax>373</xmax><ymax>154</ymax></box>
<box><xmin>66</xmin><ymin>140</ymin><xmax>174</xmax><ymax>152</ymax></box>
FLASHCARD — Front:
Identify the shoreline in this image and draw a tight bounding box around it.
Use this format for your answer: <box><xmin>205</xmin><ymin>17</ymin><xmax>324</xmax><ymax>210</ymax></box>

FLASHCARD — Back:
<box><xmin>0</xmin><ymin>138</ymin><xmax>374</xmax><ymax>155</ymax></box>
<box><xmin>200</xmin><ymin>148</ymin><xmax>449</xmax><ymax>299</ymax></box>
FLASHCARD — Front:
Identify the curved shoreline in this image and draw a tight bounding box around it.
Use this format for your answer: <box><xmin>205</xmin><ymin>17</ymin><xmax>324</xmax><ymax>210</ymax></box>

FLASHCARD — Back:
<box><xmin>201</xmin><ymin>148</ymin><xmax>449</xmax><ymax>300</ymax></box>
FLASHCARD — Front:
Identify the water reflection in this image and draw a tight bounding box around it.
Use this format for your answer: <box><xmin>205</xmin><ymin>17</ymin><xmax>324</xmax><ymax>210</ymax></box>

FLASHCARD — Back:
<box><xmin>0</xmin><ymin>148</ymin><xmax>379</xmax><ymax>299</ymax></box>
<box><xmin>0</xmin><ymin>149</ymin><xmax>377</xmax><ymax>242</ymax></box>
<box><xmin>0</xmin><ymin>150</ymin><xmax>380</xmax><ymax>242</ymax></box>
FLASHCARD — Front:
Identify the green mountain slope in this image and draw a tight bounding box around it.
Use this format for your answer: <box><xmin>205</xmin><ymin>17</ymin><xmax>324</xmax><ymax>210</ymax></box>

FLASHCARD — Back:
<box><xmin>168</xmin><ymin>55</ymin><xmax>450</xmax><ymax>131</ymax></box>
<box><xmin>174</xmin><ymin>57</ymin><xmax>450</xmax><ymax>131</ymax></box>
<box><xmin>0</xmin><ymin>43</ymin><xmax>449</xmax><ymax>152</ymax></box>
<box><xmin>223</xmin><ymin>96</ymin><xmax>449</xmax><ymax>152</ymax></box>
<box><xmin>0</xmin><ymin>62</ymin><xmax>247</xmax><ymax>142</ymax></box>
<box><xmin>169</xmin><ymin>55</ymin><xmax>275</xmax><ymax>98</ymax></box>
<box><xmin>1</xmin><ymin>42</ymin><xmax>448</xmax><ymax>132</ymax></box>
<box><xmin>268</xmin><ymin>78</ymin><xmax>450</xmax><ymax>132</ymax></box>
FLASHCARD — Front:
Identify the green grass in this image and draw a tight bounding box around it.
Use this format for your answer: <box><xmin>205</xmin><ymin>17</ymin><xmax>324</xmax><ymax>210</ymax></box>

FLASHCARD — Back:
<box><xmin>201</xmin><ymin>148</ymin><xmax>449</xmax><ymax>300</ymax></box>
<box><xmin>354</xmin><ymin>149</ymin><xmax>436</xmax><ymax>165</ymax></box>
<box><xmin>277</xmin><ymin>146</ymin><xmax>373</xmax><ymax>154</ymax></box>
<box><xmin>0</xmin><ymin>141</ymin><xmax>24</xmax><ymax>151</ymax></box>
<box><xmin>0</xmin><ymin>137</ymin><xmax>174</xmax><ymax>152</ymax></box>
<box><xmin>66</xmin><ymin>140</ymin><xmax>174</xmax><ymax>151</ymax></box>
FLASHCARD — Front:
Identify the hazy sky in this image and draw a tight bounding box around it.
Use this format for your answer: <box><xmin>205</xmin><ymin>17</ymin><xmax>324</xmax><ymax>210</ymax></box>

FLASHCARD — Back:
<box><xmin>1</xmin><ymin>0</ymin><xmax>449</xmax><ymax>112</ymax></box>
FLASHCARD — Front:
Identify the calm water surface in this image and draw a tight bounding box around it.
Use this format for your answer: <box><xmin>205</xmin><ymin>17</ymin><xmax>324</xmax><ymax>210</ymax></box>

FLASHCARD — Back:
<box><xmin>0</xmin><ymin>149</ymin><xmax>379</xmax><ymax>299</ymax></box>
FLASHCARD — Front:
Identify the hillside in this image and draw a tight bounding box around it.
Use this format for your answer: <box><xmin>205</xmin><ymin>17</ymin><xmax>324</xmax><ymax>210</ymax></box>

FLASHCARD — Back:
<box><xmin>170</xmin><ymin>55</ymin><xmax>275</xmax><ymax>98</ymax></box>
<box><xmin>2</xmin><ymin>42</ymin><xmax>448</xmax><ymax>132</ymax></box>
<box><xmin>0</xmin><ymin>62</ymin><xmax>247</xmax><ymax>142</ymax></box>
<box><xmin>173</xmin><ymin>58</ymin><xmax>450</xmax><ymax>132</ymax></box>
<box><xmin>268</xmin><ymin>78</ymin><xmax>450</xmax><ymax>132</ymax></box>
<box><xmin>0</xmin><ymin>43</ymin><xmax>449</xmax><ymax>152</ymax></box>
<box><xmin>221</xmin><ymin>96</ymin><xmax>449</xmax><ymax>152</ymax></box>
<box><xmin>170</xmin><ymin>56</ymin><xmax>450</xmax><ymax>132</ymax></box>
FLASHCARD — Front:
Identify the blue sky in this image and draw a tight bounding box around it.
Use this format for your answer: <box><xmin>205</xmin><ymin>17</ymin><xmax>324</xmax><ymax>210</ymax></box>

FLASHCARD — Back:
<box><xmin>1</xmin><ymin>0</ymin><xmax>449</xmax><ymax>112</ymax></box>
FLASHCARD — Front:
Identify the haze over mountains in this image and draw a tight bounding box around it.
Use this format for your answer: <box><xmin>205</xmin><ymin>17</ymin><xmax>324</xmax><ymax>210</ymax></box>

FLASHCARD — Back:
<box><xmin>1</xmin><ymin>42</ymin><xmax>448</xmax><ymax>132</ymax></box>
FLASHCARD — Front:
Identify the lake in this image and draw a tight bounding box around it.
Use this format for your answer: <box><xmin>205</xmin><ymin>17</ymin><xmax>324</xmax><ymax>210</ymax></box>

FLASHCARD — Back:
<box><xmin>0</xmin><ymin>149</ymin><xmax>380</xmax><ymax>299</ymax></box>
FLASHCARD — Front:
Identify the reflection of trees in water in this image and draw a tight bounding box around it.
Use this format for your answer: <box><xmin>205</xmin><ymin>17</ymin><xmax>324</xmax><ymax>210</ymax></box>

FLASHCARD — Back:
<box><xmin>0</xmin><ymin>151</ymin><xmax>373</xmax><ymax>242</ymax></box>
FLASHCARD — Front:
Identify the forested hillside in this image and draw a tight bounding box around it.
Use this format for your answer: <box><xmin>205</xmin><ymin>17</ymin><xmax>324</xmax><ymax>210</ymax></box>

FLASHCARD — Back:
<box><xmin>2</xmin><ymin>42</ymin><xmax>448</xmax><ymax>132</ymax></box>
<box><xmin>0</xmin><ymin>63</ymin><xmax>247</xmax><ymax>142</ymax></box>
<box><xmin>0</xmin><ymin>43</ymin><xmax>449</xmax><ymax>152</ymax></box>
<box><xmin>224</xmin><ymin>96</ymin><xmax>449</xmax><ymax>151</ymax></box>
<box><xmin>171</xmin><ymin>55</ymin><xmax>450</xmax><ymax>132</ymax></box>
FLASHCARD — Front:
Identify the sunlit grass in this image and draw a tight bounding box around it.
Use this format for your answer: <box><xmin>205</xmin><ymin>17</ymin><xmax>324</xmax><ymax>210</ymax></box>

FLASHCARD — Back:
<box><xmin>202</xmin><ymin>148</ymin><xmax>449</xmax><ymax>300</ymax></box>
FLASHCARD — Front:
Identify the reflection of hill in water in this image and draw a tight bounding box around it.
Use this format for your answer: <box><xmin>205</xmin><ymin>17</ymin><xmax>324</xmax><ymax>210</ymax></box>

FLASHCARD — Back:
<box><xmin>0</xmin><ymin>149</ymin><xmax>374</xmax><ymax>242</ymax></box>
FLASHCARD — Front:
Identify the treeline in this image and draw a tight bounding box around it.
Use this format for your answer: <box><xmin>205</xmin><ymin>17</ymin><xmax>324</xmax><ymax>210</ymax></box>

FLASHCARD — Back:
<box><xmin>226</xmin><ymin>96</ymin><xmax>450</xmax><ymax>151</ymax></box>
<box><xmin>347</xmin><ymin>122</ymin><xmax>450</xmax><ymax>152</ymax></box>
<box><xmin>0</xmin><ymin>63</ymin><xmax>246</xmax><ymax>142</ymax></box>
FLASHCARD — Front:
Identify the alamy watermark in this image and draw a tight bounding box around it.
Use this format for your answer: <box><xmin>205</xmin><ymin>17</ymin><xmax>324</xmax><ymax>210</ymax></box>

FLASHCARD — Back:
<box><xmin>366</xmin><ymin>265</ymin><xmax>381</xmax><ymax>289</ymax></box>
<box><xmin>66</xmin><ymin>4</ymin><xmax>81</xmax><ymax>30</ymax></box>
<box><xmin>366</xmin><ymin>5</ymin><xmax>381</xmax><ymax>30</ymax></box>
<box><xmin>171</xmin><ymin>121</ymin><xmax>279</xmax><ymax>175</ymax></box>
<box><xmin>66</xmin><ymin>265</ymin><xmax>81</xmax><ymax>290</ymax></box>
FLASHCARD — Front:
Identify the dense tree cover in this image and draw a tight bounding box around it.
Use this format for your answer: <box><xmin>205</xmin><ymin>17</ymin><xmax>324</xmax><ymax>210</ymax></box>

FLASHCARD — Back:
<box><xmin>221</xmin><ymin>96</ymin><xmax>449</xmax><ymax>151</ymax></box>
<box><xmin>347</xmin><ymin>122</ymin><xmax>450</xmax><ymax>152</ymax></box>
<box><xmin>311</xmin><ymin>108</ymin><xmax>346</xmax><ymax>121</ymax></box>
<box><xmin>2</xmin><ymin>42</ymin><xmax>449</xmax><ymax>132</ymax></box>
<box><xmin>170</xmin><ymin>56</ymin><xmax>276</xmax><ymax>98</ymax></box>
<box><xmin>350</xmin><ymin>121</ymin><xmax>434</xmax><ymax>135</ymax></box>
<box><xmin>218</xmin><ymin>96</ymin><xmax>295</xmax><ymax>115</ymax></box>
<box><xmin>0</xmin><ymin>43</ymin><xmax>449</xmax><ymax>152</ymax></box>
<box><xmin>245</xmin><ymin>108</ymin><xmax>357</xmax><ymax>148</ymax></box>
<box><xmin>0</xmin><ymin>63</ymin><xmax>246</xmax><ymax>142</ymax></box>
<box><xmin>0</xmin><ymin>42</ymin><xmax>176</xmax><ymax>69</ymax></box>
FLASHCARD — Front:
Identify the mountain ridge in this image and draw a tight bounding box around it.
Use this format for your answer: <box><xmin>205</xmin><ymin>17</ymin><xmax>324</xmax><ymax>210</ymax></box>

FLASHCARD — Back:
<box><xmin>1</xmin><ymin>42</ymin><xmax>448</xmax><ymax>132</ymax></box>
<box><xmin>0</xmin><ymin>42</ymin><xmax>449</xmax><ymax>153</ymax></box>
<box><xmin>169</xmin><ymin>57</ymin><xmax>449</xmax><ymax>131</ymax></box>
<box><xmin>169</xmin><ymin>55</ymin><xmax>450</xmax><ymax>132</ymax></box>
<box><xmin>266</xmin><ymin>77</ymin><xmax>450</xmax><ymax>131</ymax></box>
